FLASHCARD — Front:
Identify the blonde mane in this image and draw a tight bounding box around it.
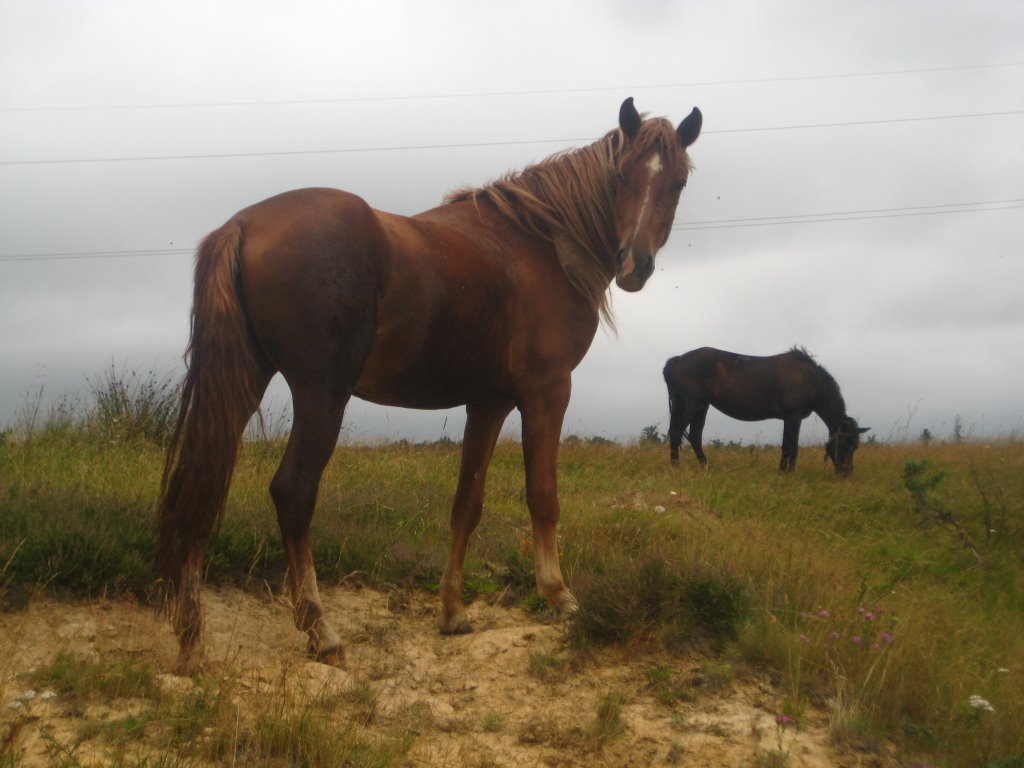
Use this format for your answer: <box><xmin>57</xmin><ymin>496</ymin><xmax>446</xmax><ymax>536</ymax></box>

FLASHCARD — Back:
<box><xmin>445</xmin><ymin>117</ymin><xmax>690</xmax><ymax>326</ymax></box>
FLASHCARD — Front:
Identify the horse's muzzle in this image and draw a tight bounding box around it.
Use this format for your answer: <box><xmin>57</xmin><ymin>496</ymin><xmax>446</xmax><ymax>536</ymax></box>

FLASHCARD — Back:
<box><xmin>614</xmin><ymin>248</ymin><xmax>654</xmax><ymax>292</ymax></box>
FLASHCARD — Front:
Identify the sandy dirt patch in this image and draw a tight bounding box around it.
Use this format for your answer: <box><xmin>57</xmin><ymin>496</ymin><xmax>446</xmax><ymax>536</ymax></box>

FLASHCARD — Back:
<box><xmin>1</xmin><ymin>586</ymin><xmax>899</xmax><ymax>766</ymax></box>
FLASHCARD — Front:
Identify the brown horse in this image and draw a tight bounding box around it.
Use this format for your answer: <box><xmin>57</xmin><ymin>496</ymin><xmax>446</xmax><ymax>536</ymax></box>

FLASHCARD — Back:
<box><xmin>664</xmin><ymin>346</ymin><xmax>868</xmax><ymax>475</ymax></box>
<box><xmin>158</xmin><ymin>97</ymin><xmax>702</xmax><ymax>671</ymax></box>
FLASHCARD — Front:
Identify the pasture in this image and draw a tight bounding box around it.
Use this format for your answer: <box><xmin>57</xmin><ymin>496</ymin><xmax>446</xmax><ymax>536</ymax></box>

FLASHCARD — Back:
<box><xmin>0</xmin><ymin>405</ymin><xmax>1021</xmax><ymax>767</ymax></box>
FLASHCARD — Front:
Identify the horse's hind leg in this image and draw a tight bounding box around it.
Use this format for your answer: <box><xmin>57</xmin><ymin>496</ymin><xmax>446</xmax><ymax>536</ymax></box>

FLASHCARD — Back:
<box><xmin>172</xmin><ymin>544</ymin><xmax>209</xmax><ymax>674</ymax></box>
<box><xmin>165</xmin><ymin>369</ymin><xmax>273</xmax><ymax>675</ymax></box>
<box><xmin>270</xmin><ymin>384</ymin><xmax>348</xmax><ymax>663</ymax></box>
<box><xmin>688</xmin><ymin>404</ymin><xmax>710</xmax><ymax>468</ymax></box>
<box><xmin>438</xmin><ymin>402</ymin><xmax>512</xmax><ymax>635</ymax></box>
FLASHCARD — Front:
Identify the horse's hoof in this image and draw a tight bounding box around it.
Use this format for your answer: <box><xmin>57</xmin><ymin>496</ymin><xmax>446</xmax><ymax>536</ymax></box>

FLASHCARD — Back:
<box><xmin>308</xmin><ymin>641</ymin><xmax>346</xmax><ymax>667</ymax></box>
<box><xmin>438</xmin><ymin>616</ymin><xmax>474</xmax><ymax>635</ymax></box>
<box><xmin>174</xmin><ymin>647</ymin><xmax>205</xmax><ymax>677</ymax></box>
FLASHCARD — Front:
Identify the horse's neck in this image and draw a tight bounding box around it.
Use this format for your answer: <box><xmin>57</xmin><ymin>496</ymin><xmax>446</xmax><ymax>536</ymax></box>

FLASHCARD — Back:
<box><xmin>813</xmin><ymin>391</ymin><xmax>847</xmax><ymax>434</ymax></box>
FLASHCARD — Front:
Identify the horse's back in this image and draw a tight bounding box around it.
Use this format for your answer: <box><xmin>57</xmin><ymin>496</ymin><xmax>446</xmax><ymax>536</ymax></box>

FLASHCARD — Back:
<box><xmin>664</xmin><ymin>347</ymin><xmax>731</xmax><ymax>380</ymax></box>
<box><xmin>222</xmin><ymin>186</ymin><xmax>599</xmax><ymax>411</ymax></box>
<box><xmin>233</xmin><ymin>187</ymin><xmax>380</xmax><ymax>248</ymax></box>
<box><xmin>665</xmin><ymin>347</ymin><xmax>805</xmax><ymax>420</ymax></box>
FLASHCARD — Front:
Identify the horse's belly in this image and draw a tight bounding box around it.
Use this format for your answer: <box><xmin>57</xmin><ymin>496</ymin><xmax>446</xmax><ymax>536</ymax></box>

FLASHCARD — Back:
<box><xmin>352</xmin><ymin>377</ymin><xmax>468</xmax><ymax>410</ymax></box>
<box><xmin>353</xmin><ymin>331</ymin><xmax>508</xmax><ymax>411</ymax></box>
<box><xmin>714</xmin><ymin>402</ymin><xmax>783</xmax><ymax>422</ymax></box>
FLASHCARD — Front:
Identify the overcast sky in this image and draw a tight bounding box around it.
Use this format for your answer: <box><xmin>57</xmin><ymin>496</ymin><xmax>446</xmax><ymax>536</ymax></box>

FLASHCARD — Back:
<box><xmin>1</xmin><ymin>0</ymin><xmax>1022</xmax><ymax>448</ymax></box>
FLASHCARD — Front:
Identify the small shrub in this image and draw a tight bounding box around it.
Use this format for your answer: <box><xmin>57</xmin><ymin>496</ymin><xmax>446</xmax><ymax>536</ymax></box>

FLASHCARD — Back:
<box><xmin>570</xmin><ymin>545</ymin><xmax>750</xmax><ymax>652</ymax></box>
<box><xmin>85</xmin><ymin>365</ymin><xmax>180</xmax><ymax>445</ymax></box>
<box><xmin>480</xmin><ymin>711</ymin><xmax>505</xmax><ymax>733</ymax></box>
<box><xmin>528</xmin><ymin>652</ymin><xmax>568</xmax><ymax>683</ymax></box>
<box><xmin>592</xmin><ymin>692</ymin><xmax>626</xmax><ymax>744</ymax></box>
<box><xmin>30</xmin><ymin>651</ymin><xmax>161</xmax><ymax>702</ymax></box>
<box><xmin>644</xmin><ymin>666</ymin><xmax>696</xmax><ymax>705</ymax></box>
<box><xmin>640</xmin><ymin>425</ymin><xmax>663</xmax><ymax>444</ymax></box>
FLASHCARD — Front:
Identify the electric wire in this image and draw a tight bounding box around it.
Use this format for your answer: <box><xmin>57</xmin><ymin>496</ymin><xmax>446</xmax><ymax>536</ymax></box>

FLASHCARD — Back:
<box><xmin>2</xmin><ymin>61</ymin><xmax>1020</xmax><ymax>113</ymax></box>
<box><xmin>2</xmin><ymin>200</ymin><xmax>1019</xmax><ymax>263</ymax></box>
<box><xmin>2</xmin><ymin>109</ymin><xmax>1021</xmax><ymax>167</ymax></box>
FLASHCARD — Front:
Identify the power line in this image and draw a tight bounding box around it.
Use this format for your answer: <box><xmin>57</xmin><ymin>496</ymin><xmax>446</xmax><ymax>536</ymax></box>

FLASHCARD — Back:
<box><xmin>2</xmin><ymin>62</ymin><xmax>1021</xmax><ymax>114</ymax></box>
<box><xmin>3</xmin><ymin>109</ymin><xmax>1022</xmax><ymax>167</ymax></box>
<box><xmin>0</xmin><ymin>247</ymin><xmax>190</xmax><ymax>263</ymax></box>
<box><xmin>3</xmin><ymin>199</ymin><xmax>1020</xmax><ymax>263</ymax></box>
<box><xmin>673</xmin><ymin>199</ymin><xmax>1024</xmax><ymax>230</ymax></box>
<box><xmin>0</xmin><ymin>136</ymin><xmax>593</xmax><ymax>167</ymax></box>
<box><xmin>710</xmin><ymin>110</ymin><xmax>1024</xmax><ymax>134</ymax></box>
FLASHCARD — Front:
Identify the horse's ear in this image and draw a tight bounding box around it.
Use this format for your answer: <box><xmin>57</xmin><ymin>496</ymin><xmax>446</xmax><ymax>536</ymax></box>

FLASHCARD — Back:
<box><xmin>619</xmin><ymin>97</ymin><xmax>642</xmax><ymax>139</ymax></box>
<box><xmin>858</xmin><ymin>427</ymin><xmax>871</xmax><ymax>434</ymax></box>
<box><xmin>677</xmin><ymin>107</ymin><xmax>702</xmax><ymax>147</ymax></box>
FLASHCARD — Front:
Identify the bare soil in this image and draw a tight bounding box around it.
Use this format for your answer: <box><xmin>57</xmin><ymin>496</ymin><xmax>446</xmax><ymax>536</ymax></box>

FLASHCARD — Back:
<box><xmin>1</xmin><ymin>586</ymin><xmax>900</xmax><ymax>767</ymax></box>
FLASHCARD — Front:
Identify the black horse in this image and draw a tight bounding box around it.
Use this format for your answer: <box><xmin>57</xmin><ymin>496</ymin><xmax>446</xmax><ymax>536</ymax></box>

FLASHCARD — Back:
<box><xmin>663</xmin><ymin>346</ymin><xmax>869</xmax><ymax>475</ymax></box>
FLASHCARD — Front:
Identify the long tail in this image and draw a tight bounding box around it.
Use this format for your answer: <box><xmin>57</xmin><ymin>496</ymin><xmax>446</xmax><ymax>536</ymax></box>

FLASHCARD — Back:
<box><xmin>663</xmin><ymin>364</ymin><xmax>689</xmax><ymax>441</ymax></box>
<box><xmin>156</xmin><ymin>221</ymin><xmax>264</xmax><ymax>601</ymax></box>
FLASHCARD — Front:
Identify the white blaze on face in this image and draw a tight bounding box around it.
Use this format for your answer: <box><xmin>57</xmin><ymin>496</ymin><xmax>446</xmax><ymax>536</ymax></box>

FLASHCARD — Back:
<box><xmin>625</xmin><ymin>152</ymin><xmax>663</xmax><ymax>269</ymax></box>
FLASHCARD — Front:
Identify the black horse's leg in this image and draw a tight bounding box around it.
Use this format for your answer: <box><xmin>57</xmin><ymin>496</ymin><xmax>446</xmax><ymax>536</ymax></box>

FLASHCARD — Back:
<box><xmin>667</xmin><ymin>392</ymin><xmax>688</xmax><ymax>465</ymax></box>
<box><xmin>688</xmin><ymin>404</ymin><xmax>710</xmax><ymax>468</ymax></box>
<box><xmin>779</xmin><ymin>417</ymin><xmax>801</xmax><ymax>473</ymax></box>
<box><xmin>270</xmin><ymin>383</ymin><xmax>349</xmax><ymax>663</ymax></box>
<box><xmin>438</xmin><ymin>402</ymin><xmax>513</xmax><ymax>635</ymax></box>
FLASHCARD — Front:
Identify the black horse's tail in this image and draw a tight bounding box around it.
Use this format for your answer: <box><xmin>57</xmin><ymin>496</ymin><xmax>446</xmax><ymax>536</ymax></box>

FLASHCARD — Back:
<box><xmin>663</xmin><ymin>362</ymin><xmax>689</xmax><ymax>440</ymax></box>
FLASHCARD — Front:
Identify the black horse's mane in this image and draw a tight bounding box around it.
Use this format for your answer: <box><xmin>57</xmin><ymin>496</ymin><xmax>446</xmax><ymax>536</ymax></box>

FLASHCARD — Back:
<box><xmin>789</xmin><ymin>345</ymin><xmax>816</xmax><ymax>364</ymax></box>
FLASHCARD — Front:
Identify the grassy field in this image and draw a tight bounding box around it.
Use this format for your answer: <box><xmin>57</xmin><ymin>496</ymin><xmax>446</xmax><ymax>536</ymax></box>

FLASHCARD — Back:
<box><xmin>0</xmin><ymin>397</ymin><xmax>1021</xmax><ymax>767</ymax></box>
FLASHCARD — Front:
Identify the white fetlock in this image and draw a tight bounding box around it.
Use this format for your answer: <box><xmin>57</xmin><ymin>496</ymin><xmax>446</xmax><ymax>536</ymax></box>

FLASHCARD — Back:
<box><xmin>552</xmin><ymin>590</ymin><xmax>579</xmax><ymax>623</ymax></box>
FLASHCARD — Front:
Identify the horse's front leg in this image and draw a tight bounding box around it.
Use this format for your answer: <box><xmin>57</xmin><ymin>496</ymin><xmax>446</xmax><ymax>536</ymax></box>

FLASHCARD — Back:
<box><xmin>779</xmin><ymin>417</ymin><xmax>800</xmax><ymax>473</ymax></box>
<box><xmin>520</xmin><ymin>382</ymin><xmax>577</xmax><ymax>622</ymax></box>
<box><xmin>270</xmin><ymin>386</ymin><xmax>347</xmax><ymax>664</ymax></box>
<box><xmin>438</xmin><ymin>403</ymin><xmax>512</xmax><ymax>635</ymax></box>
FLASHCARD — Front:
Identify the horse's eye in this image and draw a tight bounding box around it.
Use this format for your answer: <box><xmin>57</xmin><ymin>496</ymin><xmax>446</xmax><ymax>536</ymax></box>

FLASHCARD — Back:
<box><xmin>673</xmin><ymin>180</ymin><xmax>687</xmax><ymax>193</ymax></box>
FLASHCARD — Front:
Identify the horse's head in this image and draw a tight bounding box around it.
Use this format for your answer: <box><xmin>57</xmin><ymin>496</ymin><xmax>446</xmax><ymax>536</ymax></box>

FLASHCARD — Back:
<box><xmin>825</xmin><ymin>417</ymin><xmax>870</xmax><ymax>477</ymax></box>
<box><xmin>613</xmin><ymin>97</ymin><xmax>702</xmax><ymax>292</ymax></box>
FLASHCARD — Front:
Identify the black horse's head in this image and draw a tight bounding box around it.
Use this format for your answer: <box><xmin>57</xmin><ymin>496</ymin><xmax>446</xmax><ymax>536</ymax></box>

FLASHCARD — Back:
<box><xmin>825</xmin><ymin>417</ymin><xmax>870</xmax><ymax>477</ymax></box>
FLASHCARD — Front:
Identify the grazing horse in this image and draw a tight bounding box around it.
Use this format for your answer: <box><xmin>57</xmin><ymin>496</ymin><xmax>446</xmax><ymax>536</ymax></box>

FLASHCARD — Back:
<box><xmin>663</xmin><ymin>347</ymin><xmax>868</xmax><ymax>475</ymax></box>
<box><xmin>158</xmin><ymin>97</ymin><xmax>702</xmax><ymax>672</ymax></box>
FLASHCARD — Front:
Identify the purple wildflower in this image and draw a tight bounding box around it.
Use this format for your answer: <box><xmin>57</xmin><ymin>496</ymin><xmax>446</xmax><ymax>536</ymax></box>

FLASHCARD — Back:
<box><xmin>852</xmin><ymin>635</ymin><xmax>864</xmax><ymax>647</ymax></box>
